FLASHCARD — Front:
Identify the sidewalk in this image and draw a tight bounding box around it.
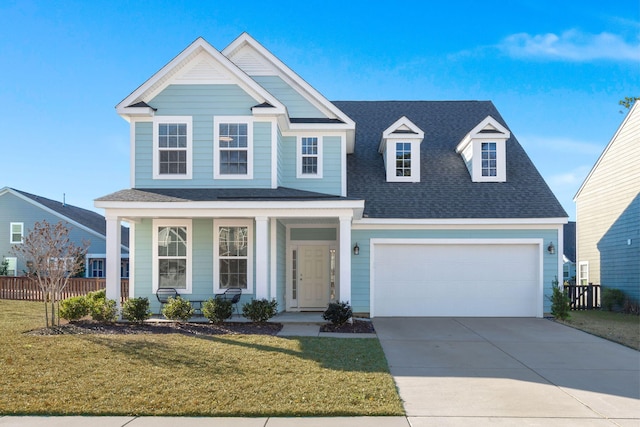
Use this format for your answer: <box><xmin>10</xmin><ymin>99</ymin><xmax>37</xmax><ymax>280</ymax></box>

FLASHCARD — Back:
<box><xmin>0</xmin><ymin>416</ymin><xmax>411</xmax><ymax>427</ymax></box>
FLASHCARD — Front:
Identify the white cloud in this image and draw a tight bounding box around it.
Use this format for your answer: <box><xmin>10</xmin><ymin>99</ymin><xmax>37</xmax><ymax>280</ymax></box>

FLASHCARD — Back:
<box><xmin>498</xmin><ymin>30</ymin><xmax>640</xmax><ymax>62</ymax></box>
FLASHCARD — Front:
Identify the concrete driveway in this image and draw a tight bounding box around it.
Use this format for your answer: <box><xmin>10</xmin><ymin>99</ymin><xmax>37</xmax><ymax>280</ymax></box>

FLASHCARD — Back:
<box><xmin>373</xmin><ymin>317</ymin><xmax>640</xmax><ymax>426</ymax></box>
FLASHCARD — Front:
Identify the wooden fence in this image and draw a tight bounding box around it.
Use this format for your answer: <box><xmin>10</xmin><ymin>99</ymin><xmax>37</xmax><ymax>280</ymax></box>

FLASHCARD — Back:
<box><xmin>0</xmin><ymin>276</ymin><xmax>129</xmax><ymax>303</ymax></box>
<box><xmin>564</xmin><ymin>284</ymin><xmax>600</xmax><ymax>310</ymax></box>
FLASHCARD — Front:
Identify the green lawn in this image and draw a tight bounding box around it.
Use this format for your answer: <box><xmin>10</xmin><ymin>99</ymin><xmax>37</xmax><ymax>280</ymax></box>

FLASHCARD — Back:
<box><xmin>559</xmin><ymin>310</ymin><xmax>640</xmax><ymax>351</ymax></box>
<box><xmin>0</xmin><ymin>300</ymin><xmax>403</xmax><ymax>416</ymax></box>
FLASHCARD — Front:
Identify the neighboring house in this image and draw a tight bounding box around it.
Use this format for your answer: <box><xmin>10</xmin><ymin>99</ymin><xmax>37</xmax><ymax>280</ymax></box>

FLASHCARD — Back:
<box><xmin>0</xmin><ymin>187</ymin><xmax>130</xmax><ymax>278</ymax></box>
<box><xmin>96</xmin><ymin>34</ymin><xmax>567</xmax><ymax>317</ymax></box>
<box><xmin>574</xmin><ymin>102</ymin><xmax>639</xmax><ymax>302</ymax></box>
<box><xmin>563</xmin><ymin>221</ymin><xmax>576</xmax><ymax>284</ymax></box>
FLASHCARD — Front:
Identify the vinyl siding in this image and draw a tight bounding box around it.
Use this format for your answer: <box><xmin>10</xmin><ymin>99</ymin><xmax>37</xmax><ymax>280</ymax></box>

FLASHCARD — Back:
<box><xmin>134</xmin><ymin>84</ymin><xmax>272</xmax><ymax>188</ymax></box>
<box><xmin>279</xmin><ymin>135</ymin><xmax>342</xmax><ymax>196</ymax></box>
<box><xmin>350</xmin><ymin>228</ymin><xmax>560</xmax><ymax>314</ymax></box>
<box><xmin>137</xmin><ymin>218</ymin><xmax>259</xmax><ymax>313</ymax></box>
<box><xmin>0</xmin><ymin>192</ymin><xmax>109</xmax><ymax>276</ymax></box>
<box><xmin>252</xmin><ymin>76</ymin><xmax>326</xmax><ymax>118</ymax></box>
<box><xmin>576</xmin><ymin>106</ymin><xmax>640</xmax><ymax>300</ymax></box>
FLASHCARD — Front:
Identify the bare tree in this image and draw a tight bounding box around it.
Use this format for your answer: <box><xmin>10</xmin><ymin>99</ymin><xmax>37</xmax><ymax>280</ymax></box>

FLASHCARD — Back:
<box><xmin>11</xmin><ymin>220</ymin><xmax>89</xmax><ymax>328</ymax></box>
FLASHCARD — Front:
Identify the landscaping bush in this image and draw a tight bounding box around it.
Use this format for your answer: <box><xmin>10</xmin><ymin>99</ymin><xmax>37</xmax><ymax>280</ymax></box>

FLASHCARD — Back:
<box><xmin>122</xmin><ymin>297</ymin><xmax>152</xmax><ymax>324</ymax></box>
<box><xmin>322</xmin><ymin>301</ymin><xmax>353</xmax><ymax>326</ymax></box>
<box><xmin>202</xmin><ymin>297</ymin><xmax>233</xmax><ymax>323</ymax></box>
<box><xmin>59</xmin><ymin>296</ymin><xmax>90</xmax><ymax>322</ymax></box>
<box><xmin>549</xmin><ymin>279</ymin><xmax>570</xmax><ymax>320</ymax></box>
<box><xmin>242</xmin><ymin>298</ymin><xmax>278</xmax><ymax>323</ymax></box>
<box><xmin>162</xmin><ymin>296</ymin><xmax>194</xmax><ymax>322</ymax></box>
<box><xmin>602</xmin><ymin>288</ymin><xmax>626</xmax><ymax>312</ymax></box>
<box><xmin>85</xmin><ymin>289</ymin><xmax>118</xmax><ymax>323</ymax></box>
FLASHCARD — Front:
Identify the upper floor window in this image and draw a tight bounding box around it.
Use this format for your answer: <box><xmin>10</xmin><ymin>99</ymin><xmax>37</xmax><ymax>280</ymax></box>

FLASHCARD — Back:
<box><xmin>455</xmin><ymin>116</ymin><xmax>510</xmax><ymax>183</ymax></box>
<box><xmin>395</xmin><ymin>142</ymin><xmax>412</xmax><ymax>177</ymax></box>
<box><xmin>297</xmin><ymin>136</ymin><xmax>323</xmax><ymax>178</ymax></box>
<box><xmin>214</xmin><ymin>117</ymin><xmax>253</xmax><ymax>179</ymax></box>
<box><xmin>10</xmin><ymin>222</ymin><xmax>23</xmax><ymax>244</ymax></box>
<box><xmin>378</xmin><ymin>116</ymin><xmax>424</xmax><ymax>183</ymax></box>
<box><xmin>153</xmin><ymin>117</ymin><xmax>192</xmax><ymax>179</ymax></box>
<box><xmin>481</xmin><ymin>142</ymin><xmax>497</xmax><ymax>177</ymax></box>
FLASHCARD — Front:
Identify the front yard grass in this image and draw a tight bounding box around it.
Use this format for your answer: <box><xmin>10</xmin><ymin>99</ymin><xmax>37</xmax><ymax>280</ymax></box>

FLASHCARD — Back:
<box><xmin>0</xmin><ymin>300</ymin><xmax>403</xmax><ymax>416</ymax></box>
<box><xmin>559</xmin><ymin>310</ymin><xmax>640</xmax><ymax>351</ymax></box>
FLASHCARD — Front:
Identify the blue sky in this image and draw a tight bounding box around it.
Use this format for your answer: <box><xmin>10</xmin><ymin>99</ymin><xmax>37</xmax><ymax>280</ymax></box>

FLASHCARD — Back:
<box><xmin>1</xmin><ymin>0</ymin><xmax>638</xmax><ymax>220</ymax></box>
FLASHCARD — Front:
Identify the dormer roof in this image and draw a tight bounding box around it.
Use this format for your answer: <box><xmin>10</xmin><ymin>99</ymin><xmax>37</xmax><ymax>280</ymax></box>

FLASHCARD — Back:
<box><xmin>455</xmin><ymin>115</ymin><xmax>511</xmax><ymax>154</ymax></box>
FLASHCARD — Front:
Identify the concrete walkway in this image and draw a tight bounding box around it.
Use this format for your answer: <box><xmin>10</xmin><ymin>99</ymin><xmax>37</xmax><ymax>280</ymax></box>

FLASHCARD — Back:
<box><xmin>374</xmin><ymin>317</ymin><xmax>640</xmax><ymax>426</ymax></box>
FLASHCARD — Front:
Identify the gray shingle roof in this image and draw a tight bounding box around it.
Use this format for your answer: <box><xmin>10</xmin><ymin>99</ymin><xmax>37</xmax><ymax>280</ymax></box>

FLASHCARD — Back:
<box><xmin>13</xmin><ymin>189</ymin><xmax>129</xmax><ymax>247</ymax></box>
<box><xmin>96</xmin><ymin>187</ymin><xmax>358</xmax><ymax>203</ymax></box>
<box><xmin>333</xmin><ymin>100</ymin><xmax>567</xmax><ymax>219</ymax></box>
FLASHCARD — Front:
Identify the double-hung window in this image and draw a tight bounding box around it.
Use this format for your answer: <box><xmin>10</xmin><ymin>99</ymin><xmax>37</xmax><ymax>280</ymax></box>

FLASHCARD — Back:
<box><xmin>10</xmin><ymin>222</ymin><xmax>23</xmax><ymax>244</ymax></box>
<box><xmin>89</xmin><ymin>259</ymin><xmax>105</xmax><ymax>278</ymax></box>
<box><xmin>297</xmin><ymin>136</ymin><xmax>323</xmax><ymax>178</ymax></box>
<box><xmin>153</xmin><ymin>117</ymin><xmax>192</xmax><ymax>179</ymax></box>
<box><xmin>153</xmin><ymin>219</ymin><xmax>192</xmax><ymax>292</ymax></box>
<box><xmin>395</xmin><ymin>142</ymin><xmax>412</xmax><ymax>177</ymax></box>
<box><xmin>214</xmin><ymin>117</ymin><xmax>253</xmax><ymax>179</ymax></box>
<box><xmin>214</xmin><ymin>219</ymin><xmax>253</xmax><ymax>293</ymax></box>
<box><xmin>481</xmin><ymin>142</ymin><xmax>497</xmax><ymax>177</ymax></box>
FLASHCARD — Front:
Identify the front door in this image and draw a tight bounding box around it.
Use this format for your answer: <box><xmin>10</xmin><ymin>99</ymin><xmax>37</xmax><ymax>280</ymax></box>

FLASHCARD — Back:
<box><xmin>298</xmin><ymin>245</ymin><xmax>329</xmax><ymax>309</ymax></box>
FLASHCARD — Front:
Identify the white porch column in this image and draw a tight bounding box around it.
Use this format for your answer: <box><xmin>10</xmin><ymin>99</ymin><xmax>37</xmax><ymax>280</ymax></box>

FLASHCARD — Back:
<box><xmin>339</xmin><ymin>216</ymin><xmax>352</xmax><ymax>304</ymax></box>
<box><xmin>105</xmin><ymin>215</ymin><xmax>122</xmax><ymax>311</ymax></box>
<box><xmin>255</xmin><ymin>217</ymin><xmax>269</xmax><ymax>300</ymax></box>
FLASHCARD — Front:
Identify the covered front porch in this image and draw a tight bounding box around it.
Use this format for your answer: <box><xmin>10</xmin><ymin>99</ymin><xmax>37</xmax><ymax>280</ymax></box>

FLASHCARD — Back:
<box><xmin>95</xmin><ymin>189</ymin><xmax>364</xmax><ymax>314</ymax></box>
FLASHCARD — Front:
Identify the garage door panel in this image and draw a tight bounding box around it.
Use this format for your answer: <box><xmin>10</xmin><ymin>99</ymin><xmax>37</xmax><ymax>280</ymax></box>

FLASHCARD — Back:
<box><xmin>373</xmin><ymin>243</ymin><xmax>540</xmax><ymax>317</ymax></box>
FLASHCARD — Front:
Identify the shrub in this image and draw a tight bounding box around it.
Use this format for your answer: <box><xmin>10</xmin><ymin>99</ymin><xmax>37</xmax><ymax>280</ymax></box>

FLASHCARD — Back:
<box><xmin>322</xmin><ymin>301</ymin><xmax>353</xmax><ymax>326</ymax></box>
<box><xmin>162</xmin><ymin>296</ymin><xmax>194</xmax><ymax>322</ymax></box>
<box><xmin>242</xmin><ymin>298</ymin><xmax>278</xmax><ymax>323</ymax></box>
<box><xmin>549</xmin><ymin>279</ymin><xmax>570</xmax><ymax>320</ymax></box>
<box><xmin>601</xmin><ymin>288</ymin><xmax>626</xmax><ymax>312</ymax></box>
<box><xmin>59</xmin><ymin>296</ymin><xmax>90</xmax><ymax>322</ymax></box>
<box><xmin>122</xmin><ymin>297</ymin><xmax>152</xmax><ymax>324</ymax></box>
<box><xmin>84</xmin><ymin>289</ymin><xmax>118</xmax><ymax>323</ymax></box>
<box><xmin>202</xmin><ymin>297</ymin><xmax>233</xmax><ymax>323</ymax></box>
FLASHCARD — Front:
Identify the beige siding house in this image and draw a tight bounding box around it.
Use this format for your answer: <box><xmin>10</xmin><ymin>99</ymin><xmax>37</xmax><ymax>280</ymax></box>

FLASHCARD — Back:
<box><xmin>574</xmin><ymin>102</ymin><xmax>639</xmax><ymax>301</ymax></box>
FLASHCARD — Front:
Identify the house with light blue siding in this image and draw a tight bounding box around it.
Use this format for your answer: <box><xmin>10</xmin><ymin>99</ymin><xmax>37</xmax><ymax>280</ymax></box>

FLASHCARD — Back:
<box><xmin>96</xmin><ymin>34</ymin><xmax>567</xmax><ymax>317</ymax></box>
<box><xmin>0</xmin><ymin>187</ymin><xmax>129</xmax><ymax>277</ymax></box>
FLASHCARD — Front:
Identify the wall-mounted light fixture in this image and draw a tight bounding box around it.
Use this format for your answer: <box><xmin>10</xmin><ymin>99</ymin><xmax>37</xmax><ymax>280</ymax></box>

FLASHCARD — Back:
<box><xmin>547</xmin><ymin>242</ymin><xmax>555</xmax><ymax>255</ymax></box>
<box><xmin>353</xmin><ymin>243</ymin><xmax>360</xmax><ymax>255</ymax></box>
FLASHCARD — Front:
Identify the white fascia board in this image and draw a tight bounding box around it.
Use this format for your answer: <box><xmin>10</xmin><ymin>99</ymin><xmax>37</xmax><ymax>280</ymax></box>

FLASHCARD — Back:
<box><xmin>223</xmin><ymin>33</ymin><xmax>355</xmax><ymax>129</ymax></box>
<box><xmin>382</xmin><ymin>116</ymin><xmax>424</xmax><ymax>139</ymax></box>
<box><xmin>574</xmin><ymin>101</ymin><xmax>639</xmax><ymax>201</ymax></box>
<box><xmin>456</xmin><ymin>115</ymin><xmax>511</xmax><ymax>153</ymax></box>
<box><xmin>116</xmin><ymin>37</ymin><xmax>286</xmax><ymax>119</ymax></box>
<box><xmin>100</xmin><ymin>205</ymin><xmax>364</xmax><ymax>221</ymax></box>
<box><xmin>354</xmin><ymin>217</ymin><xmax>569</xmax><ymax>228</ymax></box>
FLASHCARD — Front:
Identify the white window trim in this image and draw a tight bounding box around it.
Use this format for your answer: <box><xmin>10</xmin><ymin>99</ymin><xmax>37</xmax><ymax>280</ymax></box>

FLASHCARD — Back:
<box><xmin>152</xmin><ymin>116</ymin><xmax>193</xmax><ymax>180</ymax></box>
<box><xmin>213</xmin><ymin>219</ymin><xmax>254</xmax><ymax>294</ymax></box>
<box><xmin>213</xmin><ymin>116</ymin><xmax>254</xmax><ymax>180</ymax></box>
<box><xmin>10</xmin><ymin>222</ymin><xmax>23</xmax><ymax>244</ymax></box>
<box><xmin>4</xmin><ymin>256</ymin><xmax>17</xmax><ymax>276</ymax></box>
<box><xmin>152</xmin><ymin>219</ymin><xmax>192</xmax><ymax>294</ymax></box>
<box><xmin>471</xmin><ymin>139</ymin><xmax>506</xmax><ymax>182</ymax></box>
<box><xmin>383</xmin><ymin>139</ymin><xmax>421</xmax><ymax>183</ymax></box>
<box><xmin>578</xmin><ymin>261</ymin><xmax>589</xmax><ymax>286</ymax></box>
<box><xmin>296</xmin><ymin>136</ymin><xmax>323</xmax><ymax>178</ymax></box>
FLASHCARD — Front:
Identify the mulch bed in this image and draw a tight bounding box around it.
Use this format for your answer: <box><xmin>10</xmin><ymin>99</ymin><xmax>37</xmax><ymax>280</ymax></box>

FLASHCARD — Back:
<box><xmin>26</xmin><ymin>318</ymin><xmax>376</xmax><ymax>336</ymax></box>
<box><xmin>319</xmin><ymin>319</ymin><xmax>375</xmax><ymax>333</ymax></box>
<box><xmin>26</xmin><ymin>321</ymin><xmax>283</xmax><ymax>336</ymax></box>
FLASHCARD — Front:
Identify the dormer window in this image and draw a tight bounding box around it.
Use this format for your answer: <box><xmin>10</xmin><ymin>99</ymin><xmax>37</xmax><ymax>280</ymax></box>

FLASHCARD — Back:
<box><xmin>379</xmin><ymin>117</ymin><xmax>424</xmax><ymax>183</ymax></box>
<box><xmin>456</xmin><ymin>116</ymin><xmax>510</xmax><ymax>183</ymax></box>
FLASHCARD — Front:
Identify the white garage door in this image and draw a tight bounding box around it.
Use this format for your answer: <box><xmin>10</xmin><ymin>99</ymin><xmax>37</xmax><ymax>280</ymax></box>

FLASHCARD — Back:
<box><xmin>372</xmin><ymin>241</ymin><xmax>541</xmax><ymax>317</ymax></box>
